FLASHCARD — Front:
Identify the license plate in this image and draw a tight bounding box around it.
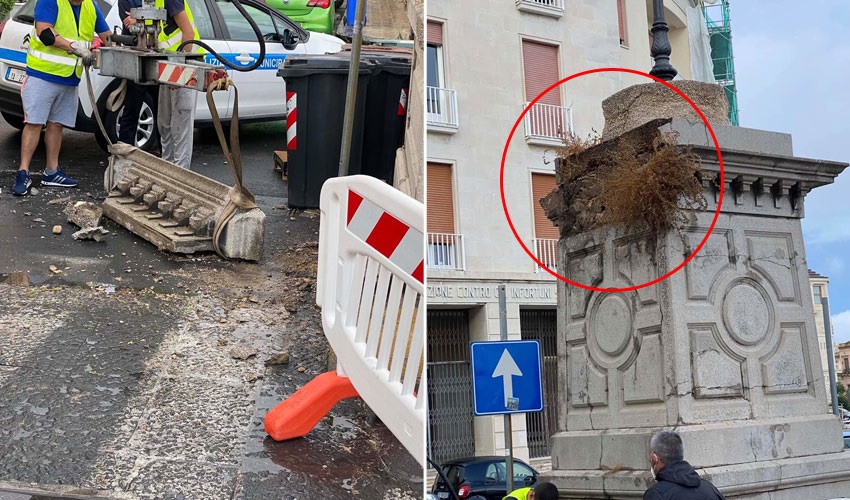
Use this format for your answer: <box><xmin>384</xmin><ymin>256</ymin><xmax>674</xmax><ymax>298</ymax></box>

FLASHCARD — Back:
<box><xmin>5</xmin><ymin>67</ymin><xmax>25</xmax><ymax>84</ymax></box>
<box><xmin>437</xmin><ymin>493</ymin><xmax>449</xmax><ymax>499</ymax></box>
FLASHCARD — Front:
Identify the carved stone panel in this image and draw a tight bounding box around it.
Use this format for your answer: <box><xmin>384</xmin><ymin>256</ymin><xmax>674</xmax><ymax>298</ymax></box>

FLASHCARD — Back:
<box><xmin>622</xmin><ymin>329</ymin><xmax>665</xmax><ymax>404</ymax></box>
<box><xmin>746</xmin><ymin>232</ymin><xmax>798</xmax><ymax>302</ymax></box>
<box><xmin>568</xmin><ymin>246</ymin><xmax>603</xmax><ymax>319</ymax></box>
<box><xmin>568</xmin><ymin>344</ymin><xmax>608</xmax><ymax>408</ymax></box>
<box><xmin>685</xmin><ymin>229</ymin><xmax>734</xmax><ymax>300</ymax></box>
<box><xmin>721</xmin><ymin>278</ymin><xmax>775</xmax><ymax>347</ymax></box>
<box><xmin>690</xmin><ymin>324</ymin><xmax>745</xmax><ymax>399</ymax></box>
<box><xmin>761</xmin><ymin>325</ymin><xmax>810</xmax><ymax>395</ymax></box>
<box><xmin>614</xmin><ymin>237</ymin><xmax>658</xmax><ymax>304</ymax></box>
<box><xmin>587</xmin><ymin>294</ymin><xmax>636</xmax><ymax>370</ymax></box>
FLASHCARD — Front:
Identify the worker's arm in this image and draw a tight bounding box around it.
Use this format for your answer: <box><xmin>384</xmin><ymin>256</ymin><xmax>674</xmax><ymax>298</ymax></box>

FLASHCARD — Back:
<box><xmin>173</xmin><ymin>10</ymin><xmax>194</xmax><ymax>52</ymax></box>
<box><xmin>35</xmin><ymin>22</ymin><xmax>75</xmax><ymax>52</ymax></box>
<box><xmin>93</xmin><ymin>2</ymin><xmax>111</xmax><ymax>45</ymax></box>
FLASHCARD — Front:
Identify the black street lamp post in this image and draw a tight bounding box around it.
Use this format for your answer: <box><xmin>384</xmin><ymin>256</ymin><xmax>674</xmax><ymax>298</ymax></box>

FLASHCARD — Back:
<box><xmin>649</xmin><ymin>0</ymin><xmax>678</xmax><ymax>81</ymax></box>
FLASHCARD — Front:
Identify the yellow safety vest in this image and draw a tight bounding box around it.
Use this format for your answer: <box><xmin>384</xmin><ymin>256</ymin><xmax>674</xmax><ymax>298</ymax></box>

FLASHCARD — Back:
<box><xmin>155</xmin><ymin>0</ymin><xmax>200</xmax><ymax>52</ymax></box>
<box><xmin>27</xmin><ymin>0</ymin><xmax>96</xmax><ymax>78</ymax></box>
<box><xmin>503</xmin><ymin>487</ymin><xmax>532</xmax><ymax>500</ymax></box>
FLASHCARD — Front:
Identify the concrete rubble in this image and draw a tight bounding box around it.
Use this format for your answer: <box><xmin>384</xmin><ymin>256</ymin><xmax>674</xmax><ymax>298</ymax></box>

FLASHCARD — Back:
<box><xmin>64</xmin><ymin>200</ymin><xmax>110</xmax><ymax>242</ymax></box>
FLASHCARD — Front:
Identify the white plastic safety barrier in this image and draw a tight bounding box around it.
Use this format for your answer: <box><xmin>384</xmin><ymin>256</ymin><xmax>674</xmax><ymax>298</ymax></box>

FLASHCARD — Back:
<box><xmin>317</xmin><ymin>175</ymin><xmax>425</xmax><ymax>466</ymax></box>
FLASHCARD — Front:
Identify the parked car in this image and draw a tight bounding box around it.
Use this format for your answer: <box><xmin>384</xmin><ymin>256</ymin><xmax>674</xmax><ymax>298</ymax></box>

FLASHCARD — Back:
<box><xmin>0</xmin><ymin>0</ymin><xmax>344</xmax><ymax>151</ymax></box>
<box><xmin>432</xmin><ymin>456</ymin><xmax>538</xmax><ymax>500</ymax></box>
<box><xmin>843</xmin><ymin>430</ymin><xmax>850</xmax><ymax>449</ymax></box>
<box><xmin>263</xmin><ymin>0</ymin><xmax>340</xmax><ymax>35</ymax></box>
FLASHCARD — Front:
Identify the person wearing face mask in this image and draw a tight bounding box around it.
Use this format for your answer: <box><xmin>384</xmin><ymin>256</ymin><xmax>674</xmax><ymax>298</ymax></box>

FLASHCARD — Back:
<box><xmin>645</xmin><ymin>430</ymin><xmax>726</xmax><ymax>500</ymax></box>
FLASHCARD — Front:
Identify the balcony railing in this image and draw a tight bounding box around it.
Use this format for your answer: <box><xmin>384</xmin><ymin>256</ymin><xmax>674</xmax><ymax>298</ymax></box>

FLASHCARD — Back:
<box><xmin>427</xmin><ymin>86</ymin><xmax>459</xmax><ymax>131</ymax></box>
<box><xmin>533</xmin><ymin>238</ymin><xmax>558</xmax><ymax>273</ymax></box>
<box><xmin>516</xmin><ymin>0</ymin><xmax>564</xmax><ymax>17</ymax></box>
<box><xmin>524</xmin><ymin>102</ymin><xmax>573</xmax><ymax>144</ymax></box>
<box><xmin>427</xmin><ymin>233</ymin><xmax>466</xmax><ymax>271</ymax></box>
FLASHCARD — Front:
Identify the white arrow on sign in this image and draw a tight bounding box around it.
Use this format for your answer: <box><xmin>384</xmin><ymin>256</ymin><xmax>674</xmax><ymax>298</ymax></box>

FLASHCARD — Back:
<box><xmin>492</xmin><ymin>348</ymin><xmax>523</xmax><ymax>407</ymax></box>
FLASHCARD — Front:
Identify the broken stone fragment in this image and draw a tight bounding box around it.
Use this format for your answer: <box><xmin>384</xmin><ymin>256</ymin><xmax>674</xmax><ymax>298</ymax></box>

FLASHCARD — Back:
<box><xmin>64</xmin><ymin>201</ymin><xmax>103</xmax><ymax>229</ymax></box>
<box><xmin>229</xmin><ymin>346</ymin><xmax>258</xmax><ymax>360</ymax></box>
<box><xmin>72</xmin><ymin>226</ymin><xmax>110</xmax><ymax>242</ymax></box>
<box><xmin>265</xmin><ymin>351</ymin><xmax>290</xmax><ymax>366</ymax></box>
<box><xmin>4</xmin><ymin>271</ymin><xmax>29</xmax><ymax>286</ymax></box>
<box><xmin>52</xmin><ymin>225</ymin><xmax>62</xmax><ymax>234</ymax></box>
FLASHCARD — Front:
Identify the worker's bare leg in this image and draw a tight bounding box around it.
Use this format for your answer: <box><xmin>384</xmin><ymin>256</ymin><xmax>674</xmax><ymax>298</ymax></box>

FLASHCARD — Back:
<box><xmin>43</xmin><ymin>121</ymin><xmax>63</xmax><ymax>171</ymax></box>
<box><xmin>18</xmin><ymin>123</ymin><xmax>42</xmax><ymax>172</ymax></box>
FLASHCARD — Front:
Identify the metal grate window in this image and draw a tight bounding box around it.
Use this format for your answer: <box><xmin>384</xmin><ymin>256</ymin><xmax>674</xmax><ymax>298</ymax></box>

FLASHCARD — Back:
<box><xmin>521</xmin><ymin>309</ymin><xmax>558</xmax><ymax>458</ymax></box>
<box><xmin>427</xmin><ymin>309</ymin><xmax>475</xmax><ymax>464</ymax></box>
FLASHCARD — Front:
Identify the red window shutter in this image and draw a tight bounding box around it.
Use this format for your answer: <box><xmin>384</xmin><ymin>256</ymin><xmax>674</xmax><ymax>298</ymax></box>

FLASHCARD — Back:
<box><xmin>522</xmin><ymin>40</ymin><xmax>561</xmax><ymax>105</ymax></box>
<box><xmin>427</xmin><ymin>163</ymin><xmax>455</xmax><ymax>234</ymax></box>
<box><xmin>427</xmin><ymin>20</ymin><xmax>443</xmax><ymax>46</ymax></box>
<box><xmin>617</xmin><ymin>0</ymin><xmax>627</xmax><ymax>45</ymax></box>
<box><xmin>532</xmin><ymin>173</ymin><xmax>559</xmax><ymax>239</ymax></box>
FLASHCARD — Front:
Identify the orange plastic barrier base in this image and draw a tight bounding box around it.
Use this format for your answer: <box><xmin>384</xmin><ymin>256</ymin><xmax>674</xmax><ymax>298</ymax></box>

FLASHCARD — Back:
<box><xmin>264</xmin><ymin>371</ymin><xmax>360</xmax><ymax>441</ymax></box>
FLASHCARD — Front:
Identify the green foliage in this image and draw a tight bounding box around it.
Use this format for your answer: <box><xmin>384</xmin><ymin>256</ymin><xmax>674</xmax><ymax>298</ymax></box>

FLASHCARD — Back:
<box><xmin>837</xmin><ymin>381</ymin><xmax>850</xmax><ymax>411</ymax></box>
<box><xmin>0</xmin><ymin>0</ymin><xmax>16</xmax><ymax>20</ymax></box>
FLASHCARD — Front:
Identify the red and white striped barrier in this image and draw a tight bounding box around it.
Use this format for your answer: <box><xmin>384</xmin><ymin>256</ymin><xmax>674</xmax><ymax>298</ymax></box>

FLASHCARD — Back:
<box><xmin>318</xmin><ymin>176</ymin><xmax>425</xmax><ymax>464</ymax></box>
<box><xmin>265</xmin><ymin>175</ymin><xmax>425</xmax><ymax>466</ymax></box>
<box><xmin>346</xmin><ymin>189</ymin><xmax>423</xmax><ymax>283</ymax></box>
<box><xmin>286</xmin><ymin>91</ymin><xmax>297</xmax><ymax>150</ymax></box>
<box><xmin>157</xmin><ymin>61</ymin><xmax>197</xmax><ymax>88</ymax></box>
<box><xmin>156</xmin><ymin>61</ymin><xmax>228</xmax><ymax>90</ymax></box>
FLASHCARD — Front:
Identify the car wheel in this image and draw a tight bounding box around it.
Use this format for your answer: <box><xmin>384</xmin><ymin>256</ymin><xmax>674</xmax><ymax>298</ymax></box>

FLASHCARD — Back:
<box><xmin>1</xmin><ymin>111</ymin><xmax>25</xmax><ymax>130</ymax></box>
<box><xmin>95</xmin><ymin>87</ymin><xmax>159</xmax><ymax>153</ymax></box>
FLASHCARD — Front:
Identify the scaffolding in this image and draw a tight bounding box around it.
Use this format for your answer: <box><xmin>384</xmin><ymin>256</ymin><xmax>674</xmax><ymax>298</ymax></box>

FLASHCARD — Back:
<box><xmin>703</xmin><ymin>0</ymin><xmax>739</xmax><ymax>125</ymax></box>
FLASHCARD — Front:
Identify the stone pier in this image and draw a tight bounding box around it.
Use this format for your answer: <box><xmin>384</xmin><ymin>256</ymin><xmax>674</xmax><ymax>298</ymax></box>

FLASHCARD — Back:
<box><xmin>542</xmin><ymin>82</ymin><xmax>850</xmax><ymax>498</ymax></box>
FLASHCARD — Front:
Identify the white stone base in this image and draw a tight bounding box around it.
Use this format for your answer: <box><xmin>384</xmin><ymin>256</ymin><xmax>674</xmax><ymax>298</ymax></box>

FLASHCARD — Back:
<box><xmin>543</xmin><ymin>450</ymin><xmax>850</xmax><ymax>499</ymax></box>
<box><xmin>549</xmin><ymin>415</ymin><xmax>844</xmax><ymax>471</ymax></box>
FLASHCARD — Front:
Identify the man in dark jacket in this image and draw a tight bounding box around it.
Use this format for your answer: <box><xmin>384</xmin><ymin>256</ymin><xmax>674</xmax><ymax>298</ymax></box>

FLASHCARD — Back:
<box><xmin>644</xmin><ymin>430</ymin><xmax>726</xmax><ymax>500</ymax></box>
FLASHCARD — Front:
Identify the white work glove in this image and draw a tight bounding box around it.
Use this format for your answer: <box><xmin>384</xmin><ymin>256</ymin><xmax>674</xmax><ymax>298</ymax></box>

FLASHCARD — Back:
<box><xmin>68</xmin><ymin>41</ymin><xmax>93</xmax><ymax>66</ymax></box>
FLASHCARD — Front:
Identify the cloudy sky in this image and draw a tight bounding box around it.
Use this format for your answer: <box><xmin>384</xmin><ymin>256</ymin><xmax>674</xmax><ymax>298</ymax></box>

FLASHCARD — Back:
<box><xmin>731</xmin><ymin>1</ymin><xmax>850</xmax><ymax>342</ymax></box>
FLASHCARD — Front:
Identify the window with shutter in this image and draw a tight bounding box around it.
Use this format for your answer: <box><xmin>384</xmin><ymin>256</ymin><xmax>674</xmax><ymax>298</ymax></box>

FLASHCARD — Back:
<box><xmin>522</xmin><ymin>40</ymin><xmax>566</xmax><ymax>141</ymax></box>
<box><xmin>531</xmin><ymin>173</ymin><xmax>558</xmax><ymax>239</ymax></box>
<box><xmin>522</xmin><ymin>40</ymin><xmax>561</xmax><ymax>105</ymax></box>
<box><xmin>617</xmin><ymin>0</ymin><xmax>628</xmax><ymax>46</ymax></box>
<box><xmin>427</xmin><ymin>163</ymin><xmax>463</xmax><ymax>270</ymax></box>
<box><xmin>427</xmin><ymin>20</ymin><xmax>458</xmax><ymax>130</ymax></box>
<box><xmin>427</xmin><ymin>163</ymin><xmax>455</xmax><ymax>234</ymax></box>
<box><xmin>532</xmin><ymin>173</ymin><xmax>559</xmax><ymax>271</ymax></box>
<box><xmin>427</xmin><ymin>21</ymin><xmax>445</xmax><ymax>89</ymax></box>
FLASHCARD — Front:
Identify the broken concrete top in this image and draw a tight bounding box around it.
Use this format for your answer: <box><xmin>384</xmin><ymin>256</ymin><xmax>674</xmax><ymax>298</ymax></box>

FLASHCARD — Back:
<box><xmin>601</xmin><ymin>80</ymin><xmax>729</xmax><ymax>140</ymax></box>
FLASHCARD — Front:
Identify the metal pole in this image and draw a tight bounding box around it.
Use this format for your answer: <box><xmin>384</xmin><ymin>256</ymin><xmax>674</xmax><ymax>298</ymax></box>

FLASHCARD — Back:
<box><xmin>824</xmin><ymin>297</ymin><xmax>840</xmax><ymax>416</ymax></box>
<box><xmin>338</xmin><ymin>0</ymin><xmax>367</xmax><ymax>177</ymax></box>
<box><xmin>649</xmin><ymin>0</ymin><xmax>677</xmax><ymax>81</ymax></box>
<box><xmin>498</xmin><ymin>284</ymin><xmax>515</xmax><ymax>494</ymax></box>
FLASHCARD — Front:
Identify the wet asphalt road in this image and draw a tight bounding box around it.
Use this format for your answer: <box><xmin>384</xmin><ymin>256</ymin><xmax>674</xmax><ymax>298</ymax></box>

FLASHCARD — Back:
<box><xmin>0</xmin><ymin>116</ymin><xmax>422</xmax><ymax>499</ymax></box>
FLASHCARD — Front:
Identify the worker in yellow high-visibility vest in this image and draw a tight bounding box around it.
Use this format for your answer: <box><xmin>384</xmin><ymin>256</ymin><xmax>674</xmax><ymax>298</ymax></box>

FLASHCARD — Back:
<box><xmin>504</xmin><ymin>482</ymin><xmax>559</xmax><ymax>500</ymax></box>
<box><xmin>154</xmin><ymin>0</ymin><xmax>200</xmax><ymax>170</ymax></box>
<box><xmin>12</xmin><ymin>0</ymin><xmax>111</xmax><ymax>196</ymax></box>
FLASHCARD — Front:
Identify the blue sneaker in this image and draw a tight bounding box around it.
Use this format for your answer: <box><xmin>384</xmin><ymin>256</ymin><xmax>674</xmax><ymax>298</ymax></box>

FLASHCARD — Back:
<box><xmin>12</xmin><ymin>170</ymin><xmax>31</xmax><ymax>196</ymax></box>
<box><xmin>41</xmin><ymin>168</ymin><xmax>78</xmax><ymax>188</ymax></box>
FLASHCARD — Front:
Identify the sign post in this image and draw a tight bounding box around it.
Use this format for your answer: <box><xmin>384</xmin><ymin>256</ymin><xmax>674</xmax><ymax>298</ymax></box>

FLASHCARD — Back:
<box><xmin>498</xmin><ymin>285</ymin><xmax>513</xmax><ymax>494</ymax></box>
<box><xmin>469</xmin><ymin>284</ymin><xmax>545</xmax><ymax>495</ymax></box>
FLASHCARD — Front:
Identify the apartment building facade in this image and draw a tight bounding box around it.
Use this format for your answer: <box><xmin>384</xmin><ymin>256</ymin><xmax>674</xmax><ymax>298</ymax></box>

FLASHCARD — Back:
<box><xmin>836</xmin><ymin>341</ymin><xmax>850</xmax><ymax>391</ymax></box>
<box><xmin>809</xmin><ymin>269</ymin><xmax>834</xmax><ymax>404</ymax></box>
<box><xmin>426</xmin><ymin>0</ymin><xmax>716</xmax><ymax>465</ymax></box>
